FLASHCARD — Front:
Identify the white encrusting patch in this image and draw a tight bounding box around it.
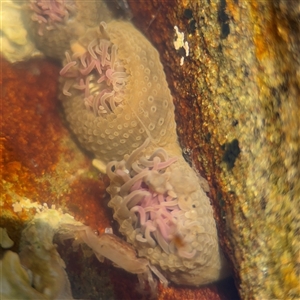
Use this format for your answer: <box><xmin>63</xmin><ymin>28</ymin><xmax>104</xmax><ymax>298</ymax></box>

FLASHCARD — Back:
<box><xmin>173</xmin><ymin>25</ymin><xmax>189</xmax><ymax>66</ymax></box>
<box><xmin>12</xmin><ymin>197</ymin><xmax>42</xmax><ymax>213</ymax></box>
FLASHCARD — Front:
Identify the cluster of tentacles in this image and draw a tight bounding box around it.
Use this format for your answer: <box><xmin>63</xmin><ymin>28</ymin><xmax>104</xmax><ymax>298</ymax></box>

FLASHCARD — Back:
<box><xmin>59</xmin><ymin>23</ymin><xmax>127</xmax><ymax>117</ymax></box>
<box><xmin>30</xmin><ymin>0</ymin><xmax>75</xmax><ymax>35</ymax></box>
<box><xmin>107</xmin><ymin>140</ymin><xmax>201</xmax><ymax>260</ymax></box>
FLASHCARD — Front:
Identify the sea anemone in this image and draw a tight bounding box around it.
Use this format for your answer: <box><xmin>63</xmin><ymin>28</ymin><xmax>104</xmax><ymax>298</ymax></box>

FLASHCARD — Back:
<box><xmin>59</xmin><ymin>21</ymin><xmax>178</xmax><ymax>162</ymax></box>
<box><xmin>23</xmin><ymin>0</ymin><xmax>113</xmax><ymax>60</ymax></box>
<box><xmin>107</xmin><ymin>139</ymin><xmax>230</xmax><ymax>286</ymax></box>
<box><xmin>29</xmin><ymin>0</ymin><xmax>75</xmax><ymax>36</ymax></box>
<box><xmin>60</xmin><ymin>22</ymin><xmax>127</xmax><ymax>117</ymax></box>
<box><xmin>106</xmin><ymin>139</ymin><xmax>185</xmax><ymax>256</ymax></box>
<box><xmin>58</xmin><ymin>20</ymin><xmax>229</xmax><ymax>286</ymax></box>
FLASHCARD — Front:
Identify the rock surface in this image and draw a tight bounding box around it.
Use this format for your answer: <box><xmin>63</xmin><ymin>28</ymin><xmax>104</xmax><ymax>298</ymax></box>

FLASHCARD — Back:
<box><xmin>128</xmin><ymin>0</ymin><xmax>300</xmax><ymax>299</ymax></box>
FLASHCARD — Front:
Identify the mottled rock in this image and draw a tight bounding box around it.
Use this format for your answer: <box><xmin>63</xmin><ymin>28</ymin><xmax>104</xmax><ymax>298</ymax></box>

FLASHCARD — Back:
<box><xmin>129</xmin><ymin>0</ymin><xmax>300</xmax><ymax>299</ymax></box>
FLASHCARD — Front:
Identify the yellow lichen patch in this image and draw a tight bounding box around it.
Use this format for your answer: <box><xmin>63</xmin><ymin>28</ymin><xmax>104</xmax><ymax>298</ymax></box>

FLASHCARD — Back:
<box><xmin>226</xmin><ymin>0</ymin><xmax>241</xmax><ymax>22</ymax></box>
<box><xmin>250</xmin><ymin>0</ymin><xmax>278</xmax><ymax>61</ymax></box>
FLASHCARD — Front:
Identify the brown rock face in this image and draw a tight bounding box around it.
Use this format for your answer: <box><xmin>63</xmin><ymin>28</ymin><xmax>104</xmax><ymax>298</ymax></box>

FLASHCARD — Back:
<box><xmin>128</xmin><ymin>0</ymin><xmax>300</xmax><ymax>299</ymax></box>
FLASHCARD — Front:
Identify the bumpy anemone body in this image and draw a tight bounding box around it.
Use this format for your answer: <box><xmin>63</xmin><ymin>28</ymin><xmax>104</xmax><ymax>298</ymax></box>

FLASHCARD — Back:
<box><xmin>59</xmin><ymin>20</ymin><xmax>229</xmax><ymax>285</ymax></box>
<box><xmin>59</xmin><ymin>21</ymin><xmax>177</xmax><ymax>162</ymax></box>
<box><xmin>107</xmin><ymin>139</ymin><xmax>229</xmax><ymax>285</ymax></box>
<box><xmin>23</xmin><ymin>0</ymin><xmax>113</xmax><ymax>60</ymax></box>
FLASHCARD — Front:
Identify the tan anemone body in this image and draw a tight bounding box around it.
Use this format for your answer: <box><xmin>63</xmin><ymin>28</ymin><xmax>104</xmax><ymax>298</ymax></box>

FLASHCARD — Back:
<box><xmin>60</xmin><ymin>21</ymin><xmax>178</xmax><ymax>162</ymax></box>
<box><xmin>107</xmin><ymin>140</ymin><xmax>229</xmax><ymax>286</ymax></box>
<box><xmin>59</xmin><ymin>20</ymin><xmax>229</xmax><ymax>285</ymax></box>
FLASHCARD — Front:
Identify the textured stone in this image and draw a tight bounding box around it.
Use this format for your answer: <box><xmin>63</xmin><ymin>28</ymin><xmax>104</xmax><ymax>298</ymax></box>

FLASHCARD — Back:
<box><xmin>128</xmin><ymin>0</ymin><xmax>300</xmax><ymax>299</ymax></box>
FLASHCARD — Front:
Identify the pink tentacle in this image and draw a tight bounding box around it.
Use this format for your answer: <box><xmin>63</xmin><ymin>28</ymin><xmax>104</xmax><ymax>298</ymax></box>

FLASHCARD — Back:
<box><xmin>130</xmin><ymin>206</ymin><xmax>146</xmax><ymax>226</ymax></box>
<box><xmin>80</xmin><ymin>60</ymin><xmax>96</xmax><ymax>76</ymax></box>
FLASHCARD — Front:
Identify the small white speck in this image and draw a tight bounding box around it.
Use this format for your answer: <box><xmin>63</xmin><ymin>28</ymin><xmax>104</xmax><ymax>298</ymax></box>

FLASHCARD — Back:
<box><xmin>184</xmin><ymin>41</ymin><xmax>189</xmax><ymax>57</ymax></box>
<box><xmin>105</xmin><ymin>227</ymin><xmax>113</xmax><ymax>234</ymax></box>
